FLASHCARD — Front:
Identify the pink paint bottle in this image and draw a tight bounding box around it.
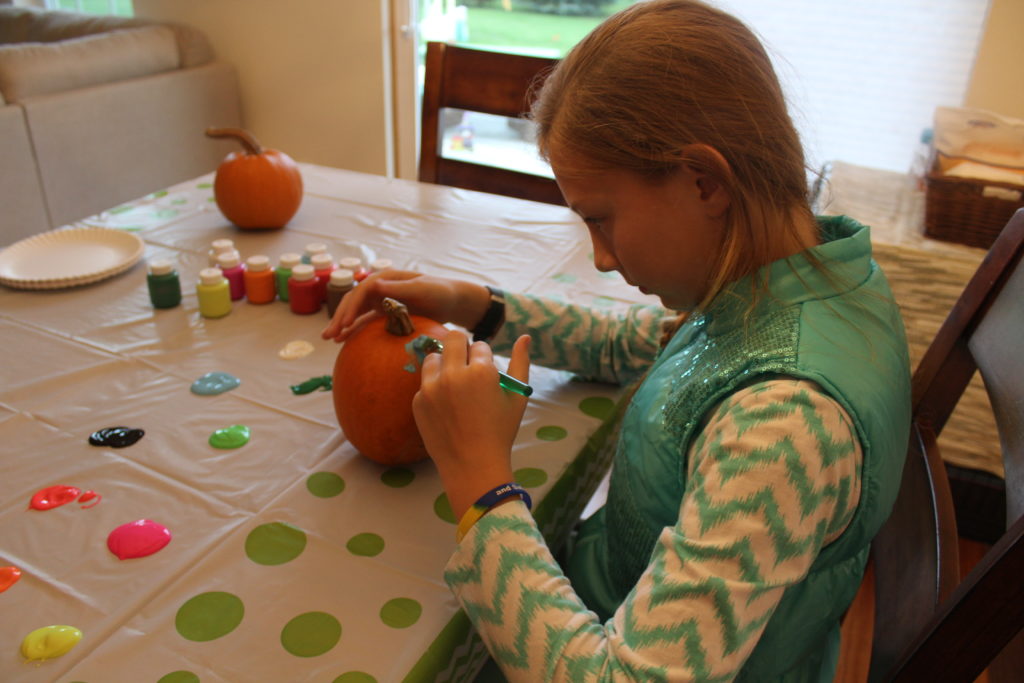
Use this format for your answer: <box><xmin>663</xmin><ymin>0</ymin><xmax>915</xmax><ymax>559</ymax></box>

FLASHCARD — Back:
<box><xmin>217</xmin><ymin>252</ymin><xmax>246</xmax><ymax>301</ymax></box>
<box><xmin>311</xmin><ymin>252</ymin><xmax>335</xmax><ymax>303</ymax></box>
<box><xmin>288</xmin><ymin>264</ymin><xmax>321</xmax><ymax>314</ymax></box>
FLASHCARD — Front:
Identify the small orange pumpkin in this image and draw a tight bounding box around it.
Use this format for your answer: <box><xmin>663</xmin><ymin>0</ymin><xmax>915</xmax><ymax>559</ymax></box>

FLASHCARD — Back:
<box><xmin>205</xmin><ymin>127</ymin><xmax>303</xmax><ymax>229</ymax></box>
<box><xmin>332</xmin><ymin>298</ymin><xmax>447</xmax><ymax>465</ymax></box>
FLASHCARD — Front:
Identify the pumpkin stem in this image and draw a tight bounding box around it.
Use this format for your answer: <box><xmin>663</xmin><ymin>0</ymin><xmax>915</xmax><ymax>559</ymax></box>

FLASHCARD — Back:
<box><xmin>205</xmin><ymin>127</ymin><xmax>264</xmax><ymax>156</ymax></box>
<box><xmin>382</xmin><ymin>298</ymin><xmax>415</xmax><ymax>336</ymax></box>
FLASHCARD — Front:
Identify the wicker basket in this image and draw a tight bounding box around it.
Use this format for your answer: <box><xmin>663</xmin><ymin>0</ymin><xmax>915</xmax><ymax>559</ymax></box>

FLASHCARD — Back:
<box><xmin>924</xmin><ymin>159</ymin><xmax>1024</xmax><ymax>249</ymax></box>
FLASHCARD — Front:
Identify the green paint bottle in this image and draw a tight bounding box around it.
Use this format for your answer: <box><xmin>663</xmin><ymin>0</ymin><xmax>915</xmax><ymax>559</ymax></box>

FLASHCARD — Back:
<box><xmin>275</xmin><ymin>252</ymin><xmax>301</xmax><ymax>302</ymax></box>
<box><xmin>147</xmin><ymin>259</ymin><xmax>182</xmax><ymax>309</ymax></box>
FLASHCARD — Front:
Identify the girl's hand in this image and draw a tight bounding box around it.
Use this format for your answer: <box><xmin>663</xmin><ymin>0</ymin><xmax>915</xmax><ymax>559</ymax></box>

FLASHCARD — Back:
<box><xmin>320</xmin><ymin>270</ymin><xmax>492</xmax><ymax>343</ymax></box>
<box><xmin>413</xmin><ymin>330</ymin><xmax>532</xmax><ymax>520</ymax></box>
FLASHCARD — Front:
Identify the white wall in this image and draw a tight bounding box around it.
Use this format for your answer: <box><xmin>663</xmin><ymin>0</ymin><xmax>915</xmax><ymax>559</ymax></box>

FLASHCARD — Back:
<box><xmin>133</xmin><ymin>0</ymin><xmax>392</xmax><ymax>176</ymax></box>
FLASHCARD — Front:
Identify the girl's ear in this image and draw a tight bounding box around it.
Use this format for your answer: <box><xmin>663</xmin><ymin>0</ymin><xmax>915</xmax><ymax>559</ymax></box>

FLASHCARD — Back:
<box><xmin>679</xmin><ymin>144</ymin><xmax>731</xmax><ymax>218</ymax></box>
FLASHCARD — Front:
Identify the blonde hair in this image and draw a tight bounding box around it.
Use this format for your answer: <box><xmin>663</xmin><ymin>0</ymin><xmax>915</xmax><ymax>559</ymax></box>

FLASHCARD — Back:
<box><xmin>531</xmin><ymin>0</ymin><xmax>815</xmax><ymax>316</ymax></box>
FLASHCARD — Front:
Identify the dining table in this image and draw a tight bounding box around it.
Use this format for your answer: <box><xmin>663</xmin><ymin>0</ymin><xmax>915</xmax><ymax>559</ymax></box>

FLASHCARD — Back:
<box><xmin>0</xmin><ymin>164</ymin><xmax>660</xmax><ymax>682</ymax></box>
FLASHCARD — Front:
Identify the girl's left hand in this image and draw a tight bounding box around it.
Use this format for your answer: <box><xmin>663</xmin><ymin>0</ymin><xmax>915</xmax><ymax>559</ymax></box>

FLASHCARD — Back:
<box><xmin>413</xmin><ymin>330</ymin><xmax>531</xmax><ymax>520</ymax></box>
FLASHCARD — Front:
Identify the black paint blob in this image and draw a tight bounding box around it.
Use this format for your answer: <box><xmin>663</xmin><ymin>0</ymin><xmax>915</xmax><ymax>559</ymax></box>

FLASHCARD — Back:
<box><xmin>88</xmin><ymin>426</ymin><xmax>145</xmax><ymax>448</ymax></box>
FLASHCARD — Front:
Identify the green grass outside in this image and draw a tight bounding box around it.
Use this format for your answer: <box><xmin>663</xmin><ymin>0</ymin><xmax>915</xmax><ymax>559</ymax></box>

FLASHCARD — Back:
<box><xmin>460</xmin><ymin>2</ymin><xmax>633</xmax><ymax>57</ymax></box>
<box><xmin>55</xmin><ymin>0</ymin><xmax>133</xmax><ymax>17</ymax></box>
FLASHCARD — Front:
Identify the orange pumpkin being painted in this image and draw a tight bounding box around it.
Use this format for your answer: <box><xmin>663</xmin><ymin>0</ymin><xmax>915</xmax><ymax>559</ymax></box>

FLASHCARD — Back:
<box><xmin>205</xmin><ymin>127</ymin><xmax>303</xmax><ymax>229</ymax></box>
<box><xmin>332</xmin><ymin>298</ymin><xmax>447</xmax><ymax>465</ymax></box>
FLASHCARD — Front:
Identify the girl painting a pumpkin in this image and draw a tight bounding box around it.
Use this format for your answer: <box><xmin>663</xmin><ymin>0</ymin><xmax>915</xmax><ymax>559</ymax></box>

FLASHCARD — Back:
<box><xmin>323</xmin><ymin>0</ymin><xmax>911</xmax><ymax>679</ymax></box>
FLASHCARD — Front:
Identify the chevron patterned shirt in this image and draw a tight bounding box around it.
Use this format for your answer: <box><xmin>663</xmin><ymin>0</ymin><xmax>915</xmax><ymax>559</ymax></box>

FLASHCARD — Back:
<box><xmin>445</xmin><ymin>377</ymin><xmax>862</xmax><ymax>681</ymax></box>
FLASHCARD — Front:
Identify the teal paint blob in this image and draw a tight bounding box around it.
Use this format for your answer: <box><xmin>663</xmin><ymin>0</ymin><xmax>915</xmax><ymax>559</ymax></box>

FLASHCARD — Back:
<box><xmin>191</xmin><ymin>371</ymin><xmax>241</xmax><ymax>396</ymax></box>
<box><xmin>209</xmin><ymin>424</ymin><xmax>250</xmax><ymax>449</ymax></box>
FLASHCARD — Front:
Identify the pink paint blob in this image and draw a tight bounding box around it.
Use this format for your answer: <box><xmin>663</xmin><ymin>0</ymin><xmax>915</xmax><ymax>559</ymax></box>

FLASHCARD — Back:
<box><xmin>78</xmin><ymin>490</ymin><xmax>102</xmax><ymax>509</ymax></box>
<box><xmin>0</xmin><ymin>566</ymin><xmax>21</xmax><ymax>593</ymax></box>
<box><xmin>107</xmin><ymin>519</ymin><xmax>171</xmax><ymax>560</ymax></box>
<box><xmin>29</xmin><ymin>485</ymin><xmax>82</xmax><ymax>510</ymax></box>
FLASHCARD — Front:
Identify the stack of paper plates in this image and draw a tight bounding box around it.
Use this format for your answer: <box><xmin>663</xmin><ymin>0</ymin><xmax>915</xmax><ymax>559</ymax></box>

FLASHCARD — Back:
<box><xmin>0</xmin><ymin>227</ymin><xmax>145</xmax><ymax>290</ymax></box>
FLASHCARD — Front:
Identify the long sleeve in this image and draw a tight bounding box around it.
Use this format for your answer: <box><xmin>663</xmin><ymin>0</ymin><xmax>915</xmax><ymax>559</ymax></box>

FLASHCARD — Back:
<box><xmin>488</xmin><ymin>292</ymin><xmax>672</xmax><ymax>386</ymax></box>
<box><xmin>444</xmin><ymin>379</ymin><xmax>862</xmax><ymax>681</ymax></box>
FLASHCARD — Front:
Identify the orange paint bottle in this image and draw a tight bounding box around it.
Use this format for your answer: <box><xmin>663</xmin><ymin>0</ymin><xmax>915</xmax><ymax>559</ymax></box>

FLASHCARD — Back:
<box><xmin>244</xmin><ymin>255</ymin><xmax>276</xmax><ymax>304</ymax></box>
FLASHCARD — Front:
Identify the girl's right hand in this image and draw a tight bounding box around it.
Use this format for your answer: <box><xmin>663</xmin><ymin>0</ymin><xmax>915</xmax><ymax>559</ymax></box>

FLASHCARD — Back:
<box><xmin>320</xmin><ymin>270</ymin><xmax>493</xmax><ymax>343</ymax></box>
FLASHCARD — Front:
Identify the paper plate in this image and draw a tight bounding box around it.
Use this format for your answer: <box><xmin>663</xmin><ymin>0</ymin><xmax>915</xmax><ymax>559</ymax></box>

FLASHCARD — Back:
<box><xmin>0</xmin><ymin>227</ymin><xmax>145</xmax><ymax>290</ymax></box>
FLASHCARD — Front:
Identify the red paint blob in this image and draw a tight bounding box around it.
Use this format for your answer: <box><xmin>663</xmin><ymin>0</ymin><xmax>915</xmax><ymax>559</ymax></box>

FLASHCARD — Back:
<box><xmin>0</xmin><ymin>566</ymin><xmax>21</xmax><ymax>593</ymax></box>
<box><xmin>29</xmin><ymin>485</ymin><xmax>82</xmax><ymax>510</ymax></box>
<box><xmin>78</xmin><ymin>490</ymin><xmax>102</xmax><ymax>509</ymax></box>
<box><xmin>107</xmin><ymin>519</ymin><xmax>171</xmax><ymax>560</ymax></box>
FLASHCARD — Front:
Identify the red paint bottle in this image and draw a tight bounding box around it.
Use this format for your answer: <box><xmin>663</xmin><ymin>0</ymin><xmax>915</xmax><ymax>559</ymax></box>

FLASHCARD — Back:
<box><xmin>288</xmin><ymin>264</ymin><xmax>321</xmax><ymax>314</ymax></box>
<box><xmin>311</xmin><ymin>252</ymin><xmax>335</xmax><ymax>303</ymax></box>
<box><xmin>217</xmin><ymin>252</ymin><xmax>247</xmax><ymax>301</ymax></box>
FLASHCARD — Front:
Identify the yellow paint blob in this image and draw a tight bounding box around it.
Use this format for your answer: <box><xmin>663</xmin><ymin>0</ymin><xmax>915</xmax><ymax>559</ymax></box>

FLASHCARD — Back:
<box><xmin>21</xmin><ymin>625</ymin><xmax>82</xmax><ymax>662</ymax></box>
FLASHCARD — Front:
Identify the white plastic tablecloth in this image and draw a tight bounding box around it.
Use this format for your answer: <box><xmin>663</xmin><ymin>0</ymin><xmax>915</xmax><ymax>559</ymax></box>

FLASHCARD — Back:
<box><xmin>0</xmin><ymin>165</ymin><xmax>659</xmax><ymax>682</ymax></box>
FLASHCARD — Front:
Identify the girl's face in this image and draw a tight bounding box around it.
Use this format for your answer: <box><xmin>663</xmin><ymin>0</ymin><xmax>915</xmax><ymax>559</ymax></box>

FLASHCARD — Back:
<box><xmin>550</xmin><ymin>148</ymin><xmax>728</xmax><ymax>311</ymax></box>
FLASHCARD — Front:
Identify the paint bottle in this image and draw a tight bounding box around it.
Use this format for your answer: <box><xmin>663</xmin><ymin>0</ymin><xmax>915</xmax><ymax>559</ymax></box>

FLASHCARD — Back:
<box><xmin>196</xmin><ymin>268</ymin><xmax>232</xmax><ymax>318</ymax></box>
<box><xmin>302</xmin><ymin>242</ymin><xmax>328</xmax><ymax>265</ymax></box>
<box><xmin>311</xmin><ymin>252</ymin><xmax>335</xmax><ymax>303</ymax></box>
<box><xmin>146</xmin><ymin>258</ymin><xmax>182</xmax><ymax>309</ymax></box>
<box><xmin>244</xmin><ymin>255</ymin><xmax>276</xmax><ymax>304</ymax></box>
<box><xmin>288</xmin><ymin>264</ymin><xmax>321</xmax><ymax>314</ymax></box>
<box><xmin>217</xmin><ymin>252</ymin><xmax>246</xmax><ymax>301</ymax></box>
<box><xmin>340</xmin><ymin>256</ymin><xmax>368</xmax><ymax>282</ymax></box>
<box><xmin>325</xmin><ymin>268</ymin><xmax>355</xmax><ymax>318</ymax></box>
<box><xmin>207</xmin><ymin>238</ymin><xmax>238</xmax><ymax>266</ymax></box>
<box><xmin>369</xmin><ymin>258</ymin><xmax>393</xmax><ymax>274</ymax></box>
<box><xmin>275</xmin><ymin>252</ymin><xmax>301</xmax><ymax>302</ymax></box>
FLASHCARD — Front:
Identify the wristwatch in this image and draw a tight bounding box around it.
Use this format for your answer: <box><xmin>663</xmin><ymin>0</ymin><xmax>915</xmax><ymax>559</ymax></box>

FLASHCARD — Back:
<box><xmin>471</xmin><ymin>286</ymin><xmax>505</xmax><ymax>342</ymax></box>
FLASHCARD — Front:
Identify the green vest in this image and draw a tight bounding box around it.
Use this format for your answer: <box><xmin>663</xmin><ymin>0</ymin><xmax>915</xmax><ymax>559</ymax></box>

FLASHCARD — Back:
<box><xmin>566</xmin><ymin>216</ymin><xmax>911</xmax><ymax>681</ymax></box>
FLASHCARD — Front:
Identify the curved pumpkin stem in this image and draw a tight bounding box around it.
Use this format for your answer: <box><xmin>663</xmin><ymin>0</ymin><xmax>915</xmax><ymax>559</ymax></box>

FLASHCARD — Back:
<box><xmin>205</xmin><ymin>127</ymin><xmax>264</xmax><ymax>156</ymax></box>
<box><xmin>382</xmin><ymin>298</ymin><xmax>415</xmax><ymax>336</ymax></box>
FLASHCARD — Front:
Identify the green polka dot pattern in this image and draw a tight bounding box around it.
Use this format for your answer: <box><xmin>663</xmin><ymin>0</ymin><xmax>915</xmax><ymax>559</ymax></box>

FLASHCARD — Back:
<box><xmin>175</xmin><ymin>591</ymin><xmax>244</xmax><ymax>642</ymax></box>
<box><xmin>333</xmin><ymin>673</ymin><xmax>377</xmax><ymax>683</ymax></box>
<box><xmin>513</xmin><ymin>467</ymin><xmax>548</xmax><ymax>488</ymax></box>
<box><xmin>379</xmin><ymin>597</ymin><xmax>422</xmax><ymax>628</ymax></box>
<box><xmin>280</xmin><ymin>611</ymin><xmax>341</xmax><ymax>657</ymax></box>
<box><xmin>381</xmin><ymin>468</ymin><xmax>415</xmax><ymax>487</ymax></box>
<box><xmin>307</xmin><ymin>472</ymin><xmax>345</xmax><ymax>497</ymax></box>
<box><xmin>579</xmin><ymin>396</ymin><xmax>615</xmax><ymax>420</ymax></box>
<box><xmin>245</xmin><ymin>522</ymin><xmax>307</xmax><ymax>565</ymax></box>
<box><xmin>434</xmin><ymin>493</ymin><xmax>456</xmax><ymax>524</ymax></box>
<box><xmin>536</xmin><ymin>425</ymin><xmax>567</xmax><ymax>441</ymax></box>
<box><xmin>158</xmin><ymin>672</ymin><xmax>200</xmax><ymax>683</ymax></box>
<box><xmin>346</xmin><ymin>533</ymin><xmax>385</xmax><ymax>557</ymax></box>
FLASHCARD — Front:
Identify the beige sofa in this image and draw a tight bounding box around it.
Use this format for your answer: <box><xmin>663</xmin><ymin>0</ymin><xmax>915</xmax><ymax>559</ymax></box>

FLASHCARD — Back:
<box><xmin>0</xmin><ymin>7</ymin><xmax>242</xmax><ymax>245</ymax></box>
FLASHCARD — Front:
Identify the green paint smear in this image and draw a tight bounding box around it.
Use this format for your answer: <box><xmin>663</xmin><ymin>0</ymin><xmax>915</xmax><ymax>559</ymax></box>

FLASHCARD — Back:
<box><xmin>536</xmin><ymin>425</ymin><xmax>567</xmax><ymax>441</ymax></box>
<box><xmin>245</xmin><ymin>522</ymin><xmax>307</xmax><ymax>565</ymax></box>
<box><xmin>579</xmin><ymin>396</ymin><xmax>615</xmax><ymax>420</ymax></box>
<box><xmin>290</xmin><ymin>375</ymin><xmax>332</xmax><ymax>395</ymax></box>
<box><xmin>280</xmin><ymin>611</ymin><xmax>341</xmax><ymax>657</ymax></box>
<box><xmin>107</xmin><ymin>205</ymin><xmax>134</xmax><ymax>215</ymax></box>
<box><xmin>333</xmin><ymin>673</ymin><xmax>377</xmax><ymax>683</ymax></box>
<box><xmin>346</xmin><ymin>532</ymin><xmax>384</xmax><ymax>557</ymax></box>
<box><xmin>197</xmin><ymin>182</ymin><xmax>213</xmax><ymax>189</ymax></box>
<box><xmin>307</xmin><ymin>472</ymin><xmax>345</xmax><ymax>497</ymax></box>
<box><xmin>175</xmin><ymin>591</ymin><xmax>244</xmax><ymax>642</ymax></box>
<box><xmin>434</xmin><ymin>493</ymin><xmax>455</xmax><ymax>524</ymax></box>
<box><xmin>381</xmin><ymin>467</ymin><xmax>415</xmax><ymax>488</ymax></box>
<box><xmin>154</xmin><ymin>208</ymin><xmax>180</xmax><ymax>219</ymax></box>
<box><xmin>380</xmin><ymin>597</ymin><xmax>422</xmax><ymax>628</ymax></box>
<box><xmin>149</xmin><ymin>190</ymin><xmax>169</xmax><ymax>199</ymax></box>
<box><xmin>514</xmin><ymin>467</ymin><xmax>548</xmax><ymax>488</ymax></box>
<box><xmin>158</xmin><ymin>672</ymin><xmax>200</xmax><ymax>683</ymax></box>
<box><xmin>551</xmin><ymin>272</ymin><xmax>577</xmax><ymax>283</ymax></box>
<box><xmin>209</xmin><ymin>424</ymin><xmax>250</xmax><ymax>449</ymax></box>
<box><xmin>592</xmin><ymin>296</ymin><xmax>616</xmax><ymax>307</ymax></box>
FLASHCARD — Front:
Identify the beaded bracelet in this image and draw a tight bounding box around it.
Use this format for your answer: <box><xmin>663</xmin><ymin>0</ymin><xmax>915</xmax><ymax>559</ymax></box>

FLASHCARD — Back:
<box><xmin>455</xmin><ymin>482</ymin><xmax>532</xmax><ymax>543</ymax></box>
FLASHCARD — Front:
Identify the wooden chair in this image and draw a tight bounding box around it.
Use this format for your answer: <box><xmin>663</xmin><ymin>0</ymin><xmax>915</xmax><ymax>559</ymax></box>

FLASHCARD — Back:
<box><xmin>418</xmin><ymin>42</ymin><xmax>565</xmax><ymax>206</ymax></box>
<box><xmin>868</xmin><ymin>209</ymin><xmax>1024</xmax><ymax>682</ymax></box>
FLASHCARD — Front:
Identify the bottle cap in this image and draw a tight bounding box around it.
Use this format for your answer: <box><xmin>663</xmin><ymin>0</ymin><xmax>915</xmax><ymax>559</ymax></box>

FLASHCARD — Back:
<box><xmin>338</xmin><ymin>256</ymin><xmax>362</xmax><ymax>270</ymax></box>
<box><xmin>278</xmin><ymin>252</ymin><xmax>302</xmax><ymax>269</ymax></box>
<box><xmin>291</xmin><ymin>264</ymin><xmax>315</xmax><ymax>281</ymax></box>
<box><xmin>330</xmin><ymin>269</ymin><xmax>354</xmax><ymax>287</ymax></box>
<box><xmin>211</xmin><ymin>238</ymin><xmax>235</xmax><ymax>253</ymax></box>
<box><xmin>370</xmin><ymin>258</ymin><xmax>392</xmax><ymax>272</ymax></box>
<box><xmin>246</xmin><ymin>255</ymin><xmax>270</xmax><ymax>271</ymax></box>
<box><xmin>217</xmin><ymin>252</ymin><xmax>241</xmax><ymax>269</ymax></box>
<box><xmin>149</xmin><ymin>258</ymin><xmax>174</xmax><ymax>276</ymax></box>
<box><xmin>304</xmin><ymin>243</ymin><xmax>328</xmax><ymax>257</ymax></box>
<box><xmin>199</xmin><ymin>267</ymin><xmax>225</xmax><ymax>286</ymax></box>
<box><xmin>311</xmin><ymin>253</ymin><xmax>334</xmax><ymax>269</ymax></box>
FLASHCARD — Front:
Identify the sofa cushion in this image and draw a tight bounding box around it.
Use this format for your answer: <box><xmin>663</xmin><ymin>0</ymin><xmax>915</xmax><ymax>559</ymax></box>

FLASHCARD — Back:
<box><xmin>0</xmin><ymin>25</ymin><xmax>179</xmax><ymax>103</ymax></box>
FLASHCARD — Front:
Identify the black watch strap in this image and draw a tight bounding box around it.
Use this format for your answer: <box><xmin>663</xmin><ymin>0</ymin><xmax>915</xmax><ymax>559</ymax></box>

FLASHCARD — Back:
<box><xmin>471</xmin><ymin>286</ymin><xmax>505</xmax><ymax>342</ymax></box>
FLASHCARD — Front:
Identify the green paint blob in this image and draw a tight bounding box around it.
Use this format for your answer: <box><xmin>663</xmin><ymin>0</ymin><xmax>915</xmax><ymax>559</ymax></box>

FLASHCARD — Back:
<box><xmin>434</xmin><ymin>493</ymin><xmax>456</xmax><ymax>524</ymax></box>
<box><xmin>158</xmin><ymin>672</ymin><xmax>200</xmax><ymax>683</ymax></box>
<box><xmin>536</xmin><ymin>425</ymin><xmax>567</xmax><ymax>441</ymax></box>
<box><xmin>155</xmin><ymin>208</ymin><xmax>180</xmax><ymax>219</ymax></box>
<box><xmin>551</xmin><ymin>272</ymin><xmax>577</xmax><ymax>283</ymax></box>
<box><xmin>381</xmin><ymin>467</ymin><xmax>415</xmax><ymax>488</ymax></box>
<box><xmin>380</xmin><ymin>597</ymin><xmax>422</xmax><ymax>628</ymax></box>
<box><xmin>197</xmin><ymin>182</ymin><xmax>213</xmax><ymax>189</ymax></box>
<box><xmin>579</xmin><ymin>396</ymin><xmax>615</xmax><ymax>420</ymax></box>
<box><xmin>307</xmin><ymin>472</ymin><xmax>345</xmax><ymax>498</ymax></box>
<box><xmin>346</xmin><ymin>533</ymin><xmax>385</xmax><ymax>557</ymax></box>
<box><xmin>333</xmin><ymin>673</ymin><xmax>377</xmax><ymax>683</ymax></box>
<box><xmin>514</xmin><ymin>467</ymin><xmax>548</xmax><ymax>488</ymax></box>
<box><xmin>208</xmin><ymin>424</ymin><xmax>250</xmax><ymax>449</ymax></box>
<box><xmin>245</xmin><ymin>522</ymin><xmax>307</xmax><ymax>565</ymax></box>
<box><xmin>280</xmin><ymin>611</ymin><xmax>341</xmax><ymax>657</ymax></box>
<box><xmin>175</xmin><ymin>591</ymin><xmax>244</xmax><ymax>642</ymax></box>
